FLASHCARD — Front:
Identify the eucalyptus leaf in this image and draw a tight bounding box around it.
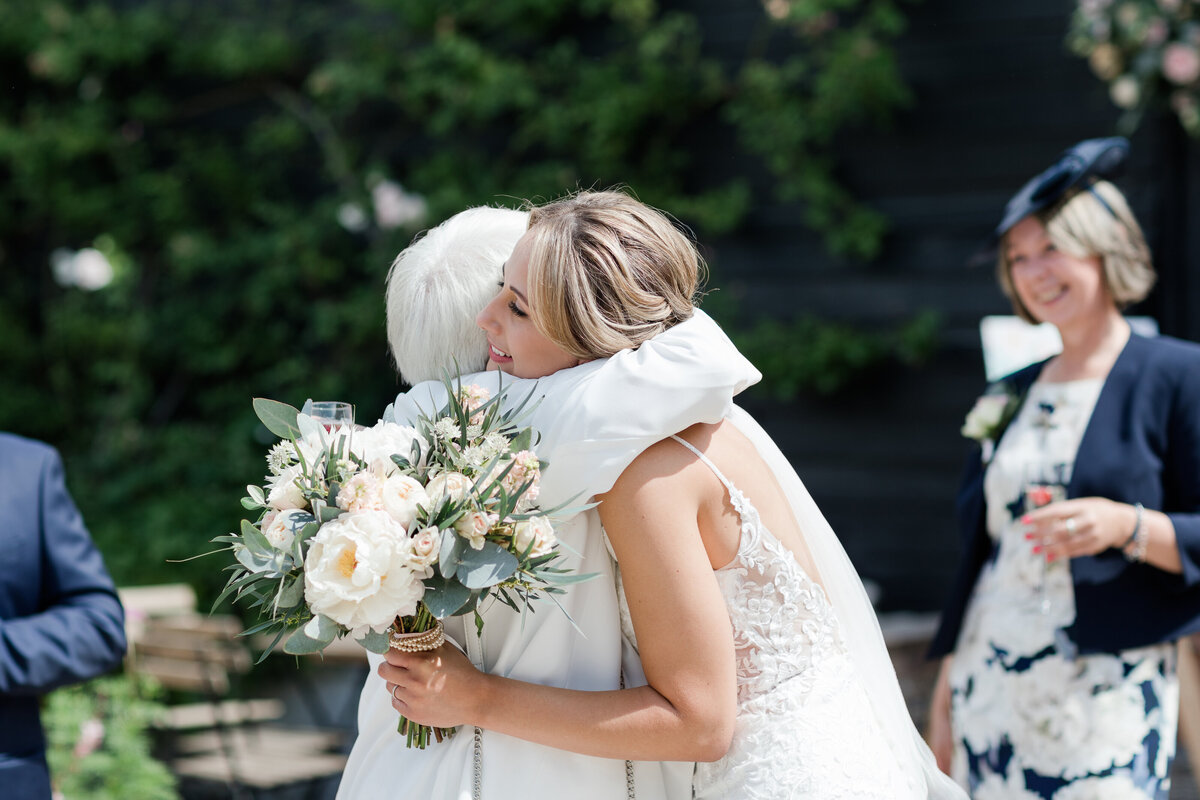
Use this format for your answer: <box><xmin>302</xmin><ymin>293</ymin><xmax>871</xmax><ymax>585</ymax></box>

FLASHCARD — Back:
<box><xmin>457</xmin><ymin>542</ymin><xmax>518</xmax><ymax>589</ymax></box>
<box><xmin>254</xmin><ymin>398</ymin><xmax>301</xmax><ymax>440</ymax></box>
<box><xmin>247</xmin><ymin>484</ymin><xmax>266</xmax><ymax>505</ymax></box>
<box><xmin>283</xmin><ymin>614</ymin><xmax>338</xmax><ymax>654</ymax></box>
<box><xmin>276</xmin><ymin>576</ymin><xmax>304</xmax><ymax>608</ymax></box>
<box><xmin>438</xmin><ymin>528</ymin><xmax>461</xmax><ymax>579</ymax></box>
<box><xmin>422</xmin><ymin>575</ymin><xmax>472</xmax><ymax>618</ymax></box>
<box><xmin>510</xmin><ymin>427</ymin><xmax>533</xmax><ymax>453</ymax></box>
<box><xmin>357</xmin><ymin>629</ymin><xmax>389</xmax><ymax>655</ymax></box>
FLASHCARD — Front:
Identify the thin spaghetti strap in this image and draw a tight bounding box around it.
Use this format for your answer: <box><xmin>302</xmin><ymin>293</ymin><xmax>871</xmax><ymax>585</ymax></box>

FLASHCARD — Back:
<box><xmin>668</xmin><ymin>434</ymin><xmax>738</xmax><ymax>496</ymax></box>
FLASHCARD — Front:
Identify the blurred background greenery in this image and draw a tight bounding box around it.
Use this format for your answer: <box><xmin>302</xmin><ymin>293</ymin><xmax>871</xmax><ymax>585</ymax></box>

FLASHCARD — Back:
<box><xmin>0</xmin><ymin>0</ymin><xmax>925</xmax><ymax>601</ymax></box>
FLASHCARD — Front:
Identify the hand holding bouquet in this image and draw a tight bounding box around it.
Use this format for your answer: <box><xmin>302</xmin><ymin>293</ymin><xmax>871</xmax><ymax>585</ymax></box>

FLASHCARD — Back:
<box><xmin>215</xmin><ymin>379</ymin><xmax>586</xmax><ymax>747</ymax></box>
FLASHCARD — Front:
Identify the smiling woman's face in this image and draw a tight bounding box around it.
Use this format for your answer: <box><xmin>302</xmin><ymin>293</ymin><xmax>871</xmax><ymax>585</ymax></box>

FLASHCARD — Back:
<box><xmin>1005</xmin><ymin>215</ymin><xmax>1113</xmax><ymax>331</ymax></box>
<box><xmin>474</xmin><ymin>232</ymin><xmax>582</xmax><ymax>379</ymax></box>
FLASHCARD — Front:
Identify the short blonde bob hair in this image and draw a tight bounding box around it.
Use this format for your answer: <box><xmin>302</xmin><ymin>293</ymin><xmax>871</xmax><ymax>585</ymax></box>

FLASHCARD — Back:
<box><xmin>997</xmin><ymin>180</ymin><xmax>1156</xmax><ymax>323</ymax></box>
<box><xmin>523</xmin><ymin>190</ymin><xmax>702</xmax><ymax>360</ymax></box>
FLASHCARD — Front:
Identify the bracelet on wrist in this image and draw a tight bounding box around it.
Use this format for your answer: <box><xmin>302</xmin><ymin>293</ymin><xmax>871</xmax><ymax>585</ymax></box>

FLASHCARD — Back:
<box><xmin>1122</xmin><ymin>502</ymin><xmax>1148</xmax><ymax>563</ymax></box>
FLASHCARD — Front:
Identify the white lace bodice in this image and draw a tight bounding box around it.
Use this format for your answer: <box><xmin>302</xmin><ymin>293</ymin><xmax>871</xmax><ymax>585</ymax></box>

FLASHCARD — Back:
<box><xmin>664</xmin><ymin>436</ymin><xmax>915</xmax><ymax>799</ymax></box>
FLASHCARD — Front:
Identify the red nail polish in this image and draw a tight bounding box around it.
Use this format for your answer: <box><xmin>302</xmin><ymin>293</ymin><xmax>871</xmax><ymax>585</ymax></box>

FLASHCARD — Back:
<box><xmin>1046</xmin><ymin>554</ymin><xmax>1056</xmax><ymax>562</ymax></box>
<box><xmin>1024</xmin><ymin>533</ymin><xmax>1034</xmax><ymax>540</ymax></box>
<box><xmin>1021</xmin><ymin>515</ymin><xmax>1032</xmax><ymax>524</ymax></box>
<box><xmin>1032</xmin><ymin>545</ymin><xmax>1042</xmax><ymax>553</ymax></box>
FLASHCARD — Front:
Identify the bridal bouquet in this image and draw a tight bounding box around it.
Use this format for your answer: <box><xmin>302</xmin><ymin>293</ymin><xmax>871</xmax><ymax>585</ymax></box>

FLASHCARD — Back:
<box><xmin>215</xmin><ymin>379</ymin><xmax>584</xmax><ymax>747</ymax></box>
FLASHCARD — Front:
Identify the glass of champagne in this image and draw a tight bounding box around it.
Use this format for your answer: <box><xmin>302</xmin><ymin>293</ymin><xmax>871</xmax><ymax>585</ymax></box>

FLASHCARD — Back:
<box><xmin>1024</xmin><ymin>468</ymin><xmax>1066</xmax><ymax>615</ymax></box>
<box><xmin>310</xmin><ymin>401</ymin><xmax>354</xmax><ymax>432</ymax></box>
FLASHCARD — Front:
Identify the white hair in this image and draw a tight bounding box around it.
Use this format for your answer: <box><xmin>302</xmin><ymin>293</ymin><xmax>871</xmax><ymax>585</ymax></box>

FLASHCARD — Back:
<box><xmin>385</xmin><ymin>206</ymin><xmax>529</xmax><ymax>384</ymax></box>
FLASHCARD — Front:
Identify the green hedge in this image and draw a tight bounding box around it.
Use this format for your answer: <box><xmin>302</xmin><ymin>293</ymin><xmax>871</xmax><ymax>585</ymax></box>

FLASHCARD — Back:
<box><xmin>0</xmin><ymin>0</ymin><xmax>916</xmax><ymax>599</ymax></box>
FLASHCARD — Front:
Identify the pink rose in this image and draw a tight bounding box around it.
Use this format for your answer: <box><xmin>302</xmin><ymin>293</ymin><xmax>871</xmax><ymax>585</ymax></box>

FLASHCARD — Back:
<box><xmin>1163</xmin><ymin>42</ymin><xmax>1200</xmax><ymax>85</ymax></box>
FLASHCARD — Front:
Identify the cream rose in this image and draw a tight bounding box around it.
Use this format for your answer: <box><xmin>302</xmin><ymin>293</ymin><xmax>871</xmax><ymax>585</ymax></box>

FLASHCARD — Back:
<box><xmin>513</xmin><ymin>516</ymin><xmax>556</xmax><ymax>558</ymax></box>
<box><xmin>355</xmin><ymin>422</ymin><xmax>425</xmax><ymax>476</ymax></box>
<box><xmin>960</xmin><ymin>394</ymin><xmax>1009</xmax><ymax>440</ymax></box>
<box><xmin>267</xmin><ymin>465</ymin><xmax>307</xmax><ymax>511</ymax></box>
<box><xmin>303</xmin><ymin>510</ymin><xmax>425</xmax><ymax>636</ymax></box>
<box><xmin>455</xmin><ymin>510</ymin><xmax>491</xmax><ymax>551</ymax></box>
<box><xmin>407</xmin><ymin>526</ymin><xmax>441</xmax><ymax>570</ymax></box>
<box><xmin>426</xmin><ymin>471</ymin><xmax>473</xmax><ymax>509</ymax></box>
<box><xmin>380</xmin><ymin>474</ymin><xmax>430</xmax><ymax>529</ymax></box>
<box><xmin>263</xmin><ymin>508</ymin><xmax>312</xmax><ymax>552</ymax></box>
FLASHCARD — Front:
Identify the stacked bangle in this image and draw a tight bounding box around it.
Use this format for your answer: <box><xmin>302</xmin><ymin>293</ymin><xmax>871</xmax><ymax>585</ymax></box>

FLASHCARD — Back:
<box><xmin>1122</xmin><ymin>502</ymin><xmax>1148</xmax><ymax>562</ymax></box>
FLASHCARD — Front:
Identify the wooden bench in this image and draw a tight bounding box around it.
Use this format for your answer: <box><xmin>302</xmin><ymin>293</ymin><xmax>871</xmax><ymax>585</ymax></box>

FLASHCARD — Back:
<box><xmin>118</xmin><ymin>584</ymin><xmax>348</xmax><ymax>797</ymax></box>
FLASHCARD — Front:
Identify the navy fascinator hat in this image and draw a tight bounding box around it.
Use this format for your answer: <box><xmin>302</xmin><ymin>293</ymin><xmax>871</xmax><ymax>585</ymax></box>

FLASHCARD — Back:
<box><xmin>991</xmin><ymin>136</ymin><xmax>1130</xmax><ymax>242</ymax></box>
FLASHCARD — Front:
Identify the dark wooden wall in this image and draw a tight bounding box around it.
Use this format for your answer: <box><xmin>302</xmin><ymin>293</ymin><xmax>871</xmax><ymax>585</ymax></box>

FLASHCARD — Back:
<box><xmin>676</xmin><ymin>0</ymin><xmax>1200</xmax><ymax>610</ymax></box>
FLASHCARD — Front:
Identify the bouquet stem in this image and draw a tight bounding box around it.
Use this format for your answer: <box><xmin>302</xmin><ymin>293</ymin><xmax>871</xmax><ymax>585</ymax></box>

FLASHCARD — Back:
<box><xmin>389</xmin><ymin>604</ymin><xmax>456</xmax><ymax>748</ymax></box>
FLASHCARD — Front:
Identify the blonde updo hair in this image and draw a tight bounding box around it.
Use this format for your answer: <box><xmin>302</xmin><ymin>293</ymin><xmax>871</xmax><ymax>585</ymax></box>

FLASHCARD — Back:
<box><xmin>523</xmin><ymin>190</ymin><xmax>702</xmax><ymax>360</ymax></box>
<box><xmin>997</xmin><ymin>180</ymin><xmax>1156</xmax><ymax>324</ymax></box>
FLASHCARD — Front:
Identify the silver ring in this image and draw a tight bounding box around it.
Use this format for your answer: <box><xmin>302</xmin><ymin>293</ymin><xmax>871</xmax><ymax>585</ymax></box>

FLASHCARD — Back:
<box><xmin>391</xmin><ymin>684</ymin><xmax>402</xmax><ymax>702</ymax></box>
<box><xmin>1064</xmin><ymin>517</ymin><xmax>1077</xmax><ymax>534</ymax></box>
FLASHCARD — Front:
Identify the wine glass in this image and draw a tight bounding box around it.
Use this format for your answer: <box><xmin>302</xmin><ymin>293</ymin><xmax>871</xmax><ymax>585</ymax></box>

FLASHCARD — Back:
<box><xmin>310</xmin><ymin>401</ymin><xmax>354</xmax><ymax>432</ymax></box>
<box><xmin>1023</xmin><ymin>466</ymin><xmax>1066</xmax><ymax>615</ymax></box>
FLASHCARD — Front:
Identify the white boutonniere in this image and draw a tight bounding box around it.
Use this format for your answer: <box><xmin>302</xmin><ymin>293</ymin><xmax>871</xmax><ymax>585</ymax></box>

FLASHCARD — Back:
<box><xmin>961</xmin><ymin>382</ymin><xmax>1023</xmax><ymax>464</ymax></box>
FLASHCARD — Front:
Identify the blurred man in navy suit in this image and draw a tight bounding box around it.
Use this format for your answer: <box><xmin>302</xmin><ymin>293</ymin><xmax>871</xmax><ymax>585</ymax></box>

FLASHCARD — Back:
<box><xmin>0</xmin><ymin>432</ymin><xmax>126</xmax><ymax>798</ymax></box>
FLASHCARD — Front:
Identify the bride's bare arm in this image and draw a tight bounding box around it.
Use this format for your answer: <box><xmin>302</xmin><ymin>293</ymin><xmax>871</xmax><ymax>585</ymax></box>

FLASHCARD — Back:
<box><xmin>380</xmin><ymin>443</ymin><xmax>737</xmax><ymax>762</ymax></box>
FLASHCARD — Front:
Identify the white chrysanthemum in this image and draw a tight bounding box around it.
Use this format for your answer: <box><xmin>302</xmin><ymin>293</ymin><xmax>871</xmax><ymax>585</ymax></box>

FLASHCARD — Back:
<box><xmin>406</xmin><ymin>526</ymin><xmax>440</xmax><ymax>570</ymax></box>
<box><xmin>1008</xmin><ymin>655</ymin><xmax>1150</xmax><ymax>779</ymax></box>
<box><xmin>461</xmin><ymin>445</ymin><xmax>487</xmax><ymax>469</ymax></box>
<box><xmin>355</xmin><ymin>421</ymin><xmax>425</xmax><ymax>476</ymax></box>
<box><xmin>267</xmin><ymin>465</ymin><xmax>307</xmax><ymax>511</ymax></box>
<box><xmin>454</xmin><ymin>510</ymin><xmax>491</xmax><ymax>551</ymax></box>
<box><xmin>426</xmin><ymin>471</ymin><xmax>473</xmax><ymax>509</ymax></box>
<box><xmin>303</xmin><ymin>510</ymin><xmax>424</xmax><ymax>637</ymax></box>
<box><xmin>481</xmin><ymin>432</ymin><xmax>508</xmax><ymax>461</ymax></box>
<box><xmin>266</xmin><ymin>441</ymin><xmax>297</xmax><ymax>475</ymax></box>
<box><xmin>433</xmin><ymin>417</ymin><xmax>459</xmax><ymax>440</ymax></box>
<box><xmin>513</xmin><ymin>516</ymin><xmax>556</xmax><ymax>558</ymax></box>
<box><xmin>1053</xmin><ymin>774</ymin><xmax>1153</xmax><ymax>800</ymax></box>
<box><xmin>380</xmin><ymin>474</ymin><xmax>429</xmax><ymax>530</ymax></box>
<box><xmin>262</xmin><ymin>508</ymin><xmax>312</xmax><ymax>551</ymax></box>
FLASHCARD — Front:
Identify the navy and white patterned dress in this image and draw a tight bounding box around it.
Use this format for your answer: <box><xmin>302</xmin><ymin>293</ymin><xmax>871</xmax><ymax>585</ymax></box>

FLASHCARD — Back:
<box><xmin>949</xmin><ymin>378</ymin><xmax>1178</xmax><ymax>800</ymax></box>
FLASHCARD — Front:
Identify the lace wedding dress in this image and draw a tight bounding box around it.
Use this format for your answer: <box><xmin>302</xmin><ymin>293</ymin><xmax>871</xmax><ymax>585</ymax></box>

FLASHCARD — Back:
<box><xmin>664</xmin><ymin>436</ymin><xmax>915</xmax><ymax>799</ymax></box>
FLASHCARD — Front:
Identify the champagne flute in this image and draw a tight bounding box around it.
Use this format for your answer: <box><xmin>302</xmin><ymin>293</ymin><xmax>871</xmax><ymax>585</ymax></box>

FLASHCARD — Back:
<box><xmin>309</xmin><ymin>401</ymin><xmax>354</xmax><ymax>432</ymax></box>
<box><xmin>1023</xmin><ymin>467</ymin><xmax>1066</xmax><ymax>615</ymax></box>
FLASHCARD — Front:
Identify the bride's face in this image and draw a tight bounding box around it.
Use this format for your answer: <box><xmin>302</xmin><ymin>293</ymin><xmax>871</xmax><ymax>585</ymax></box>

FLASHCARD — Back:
<box><xmin>476</xmin><ymin>232</ymin><xmax>582</xmax><ymax>379</ymax></box>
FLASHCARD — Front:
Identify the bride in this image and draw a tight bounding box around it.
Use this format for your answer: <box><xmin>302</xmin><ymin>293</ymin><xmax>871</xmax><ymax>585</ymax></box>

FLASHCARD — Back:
<box><xmin>338</xmin><ymin>205</ymin><xmax>759</xmax><ymax>799</ymax></box>
<box><xmin>378</xmin><ymin>190</ymin><xmax>966</xmax><ymax>799</ymax></box>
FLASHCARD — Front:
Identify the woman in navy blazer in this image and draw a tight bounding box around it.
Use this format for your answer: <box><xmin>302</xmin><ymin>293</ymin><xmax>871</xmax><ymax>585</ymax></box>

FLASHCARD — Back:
<box><xmin>0</xmin><ymin>433</ymin><xmax>126</xmax><ymax>798</ymax></box>
<box><xmin>926</xmin><ymin>139</ymin><xmax>1200</xmax><ymax>799</ymax></box>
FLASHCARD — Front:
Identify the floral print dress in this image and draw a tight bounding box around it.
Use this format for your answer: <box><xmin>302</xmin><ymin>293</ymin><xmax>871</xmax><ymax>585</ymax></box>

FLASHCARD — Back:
<box><xmin>949</xmin><ymin>379</ymin><xmax>1178</xmax><ymax>800</ymax></box>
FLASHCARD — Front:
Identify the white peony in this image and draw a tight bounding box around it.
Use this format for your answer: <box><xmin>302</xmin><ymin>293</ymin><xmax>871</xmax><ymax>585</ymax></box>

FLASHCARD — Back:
<box><xmin>355</xmin><ymin>421</ymin><xmax>425</xmax><ymax>476</ymax></box>
<box><xmin>406</xmin><ymin>526</ymin><xmax>441</xmax><ymax>570</ymax></box>
<box><xmin>513</xmin><ymin>516</ymin><xmax>556</xmax><ymax>558</ymax></box>
<box><xmin>262</xmin><ymin>508</ymin><xmax>312</xmax><ymax>551</ymax></box>
<box><xmin>426</xmin><ymin>471</ymin><xmax>473</xmax><ymax>509</ymax></box>
<box><xmin>380</xmin><ymin>474</ymin><xmax>430</xmax><ymax>530</ymax></box>
<box><xmin>303</xmin><ymin>510</ymin><xmax>425</xmax><ymax>636</ymax></box>
<box><xmin>455</xmin><ymin>510</ymin><xmax>491</xmax><ymax>551</ymax></box>
<box><xmin>267</xmin><ymin>465</ymin><xmax>307</xmax><ymax>510</ymax></box>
